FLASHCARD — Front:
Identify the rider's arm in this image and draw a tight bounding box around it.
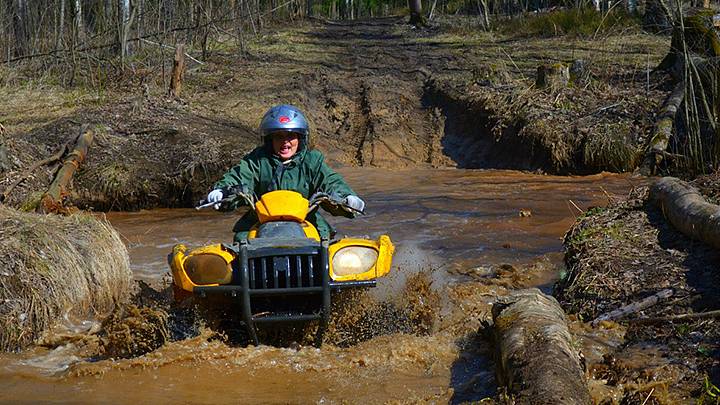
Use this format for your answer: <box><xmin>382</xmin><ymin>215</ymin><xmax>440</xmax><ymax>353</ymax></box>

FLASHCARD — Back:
<box><xmin>309</xmin><ymin>150</ymin><xmax>360</xmax><ymax>218</ymax></box>
<box><xmin>212</xmin><ymin>149</ymin><xmax>262</xmax><ymax>208</ymax></box>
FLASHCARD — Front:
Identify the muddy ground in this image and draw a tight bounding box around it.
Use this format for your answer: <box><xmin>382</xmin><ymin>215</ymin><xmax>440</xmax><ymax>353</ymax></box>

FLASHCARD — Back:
<box><xmin>4</xmin><ymin>13</ymin><xmax>719</xmax><ymax>404</ymax></box>
<box><xmin>556</xmin><ymin>183</ymin><xmax>720</xmax><ymax>404</ymax></box>
<box><xmin>0</xmin><ymin>16</ymin><xmax>669</xmax><ymax>210</ymax></box>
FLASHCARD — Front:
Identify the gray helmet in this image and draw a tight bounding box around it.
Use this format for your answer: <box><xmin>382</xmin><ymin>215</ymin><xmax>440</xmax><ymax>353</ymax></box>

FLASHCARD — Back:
<box><xmin>259</xmin><ymin>105</ymin><xmax>310</xmax><ymax>145</ymax></box>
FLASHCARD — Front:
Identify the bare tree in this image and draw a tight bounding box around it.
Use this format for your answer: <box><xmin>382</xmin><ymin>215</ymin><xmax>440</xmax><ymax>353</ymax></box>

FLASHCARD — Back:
<box><xmin>12</xmin><ymin>0</ymin><xmax>31</xmax><ymax>56</ymax></box>
<box><xmin>74</xmin><ymin>0</ymin><xmax>84</xmax><ymax>41</ymax></box>
<box><xmin>408</xmin><ymin>0</ymin><xmax>424</xmax><ymax>26</ymax></box>
<box><xmin>56</xmin><ymin>0</ymin><xmax>66</xmax><ymax>50</ymax></box>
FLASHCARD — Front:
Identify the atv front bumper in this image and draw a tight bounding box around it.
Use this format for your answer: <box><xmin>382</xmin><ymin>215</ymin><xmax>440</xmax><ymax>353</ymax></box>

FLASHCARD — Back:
<box><xmin>193</xmin><ymin>238</ymin><xmax>376</xmax><ymax>346</ymax></box>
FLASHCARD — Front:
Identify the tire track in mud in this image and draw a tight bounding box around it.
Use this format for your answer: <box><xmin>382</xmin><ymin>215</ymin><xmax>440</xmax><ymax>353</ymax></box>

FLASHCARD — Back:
<box><xmin>303</xmin><ymin>18</ymin><xmax>457</xmax><ymax>168</ymax></box>
<box><xmin>355</xmin><ymin>81</ymin><xmax>373</xmax><ymax>166</ymax></box>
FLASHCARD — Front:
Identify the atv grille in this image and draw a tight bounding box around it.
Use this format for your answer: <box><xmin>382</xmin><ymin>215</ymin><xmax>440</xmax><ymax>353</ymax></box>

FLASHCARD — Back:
<box><xmin>248</xmin><ymin>254</ymin><xmax>323</xmax><ymax>289</ymax></box>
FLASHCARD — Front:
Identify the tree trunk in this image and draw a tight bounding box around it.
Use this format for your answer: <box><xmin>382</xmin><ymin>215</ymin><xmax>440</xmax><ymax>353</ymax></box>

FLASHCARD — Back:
<box><xmin>492</xmin><ymin>289</ymin><xmax>592</xmax><ymax>405</ymax></box>
<box><xmin>650</xmin><ymin>177</ymin><xmax>720</xmax><ymax>249</ymax></box>
<box><xmin>13</xmin><ymin>0</ymin><xmax>30</xmax><ymax>56</ymax></box>
<box><xmin>119</xmin><ymin>0</ymin><xmax>135</xmax><ymax>64</ymax></box>
<box><xmin>169</xmin><ymin>44</ymin><xmax>186</xmax><ymax>98</ymax></box>
<box><xmin>56</xmin><ymin>0</ymin><xmax>66</xmax><ymax>51</ymax></box>
<box><xmin>74</xmin><ymin>0</ymin><xmax>85</xmax><ymax>42</ymax></box>
<box><xmin>408</xmin><ymin>0</ymin><xmax>425</xmax><ymax>26</ymax></box>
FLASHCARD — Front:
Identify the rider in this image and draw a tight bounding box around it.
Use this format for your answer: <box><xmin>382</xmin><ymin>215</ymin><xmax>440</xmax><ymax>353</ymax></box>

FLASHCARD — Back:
<box><xmin>206</xmin><ymin>104</ymin><xmax>365</xmax><ymax>242</ymax></box>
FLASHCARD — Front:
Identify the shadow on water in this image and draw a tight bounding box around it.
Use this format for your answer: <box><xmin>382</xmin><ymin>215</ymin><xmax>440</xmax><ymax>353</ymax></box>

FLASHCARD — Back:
<box><xmin>449</xmin><ymin>332</ymin><xmax>497</xmax><ymax>404</ymax></box>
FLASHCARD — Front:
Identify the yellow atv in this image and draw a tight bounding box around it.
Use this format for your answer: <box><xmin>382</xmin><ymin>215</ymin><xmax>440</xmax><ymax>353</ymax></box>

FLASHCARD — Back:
<box><xmin>168</xmin><ymin>189</ymin><xmax>394</xmax><ymax>346</ymax></box>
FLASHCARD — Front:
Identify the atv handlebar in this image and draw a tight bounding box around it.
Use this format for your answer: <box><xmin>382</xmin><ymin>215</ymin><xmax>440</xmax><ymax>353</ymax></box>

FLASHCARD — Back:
<box><xmin>308</xmin><ymin>192</ymin><xmax>365</xmax><ymax>215</ymax></box>
<box><xmin>195</xmin><ymin>190</ymin><xmax>363</xmax><ymax>215</ymax></box>
<box><xmin>195</xmin><ymin>186</ymin><xmax>256</xmax><ymax>211</ymax></box>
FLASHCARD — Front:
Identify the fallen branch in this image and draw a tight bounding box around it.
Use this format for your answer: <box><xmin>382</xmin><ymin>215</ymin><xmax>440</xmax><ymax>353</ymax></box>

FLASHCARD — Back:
<box><xmin>492</xmin><ymin>289</ymin><xmax>591</xmax><ymax>405</ymax></box>
<box><xmin>629</xmin><ymin>309</ymin><xmax>720</xmax><ymax>325</ymax></box>
<box><xmin>38</xmin><ymin>126</ymin><xmax>95</xmax><ymax>214</ymax></box>
<box><xmin>639</xmin><ymin>81</ymin><xmax>685</xmax><ymax>175</ymax></box>
<box><xmin>592</xmin><ymin>289</ymin><xmax>674</xmax><ymax>326</ymax></box>
<box><xmin>140</xmin><ymin>39</ymin><xmax>204</xmax><ymax>65</ymax></box>
<box><xmin>650</xmin><ymin>176</ymin><xmax>720</xmax><ymax>249</ymax></box>
<box><xmin>0</xmin><ymin>143</ymin><xmax>71</xmax><ymax>203</ymax></box>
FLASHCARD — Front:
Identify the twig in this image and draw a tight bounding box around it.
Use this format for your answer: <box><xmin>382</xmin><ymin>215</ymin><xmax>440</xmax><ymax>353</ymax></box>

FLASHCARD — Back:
<box><xmin>428</xmin><ymin>0</ymin><xmax>438</xmax><ymax>20</ymax></box>
<box><xmin>598</xmin><ymin>185</ymin><xmax>613</xmax><ymax>203</ymax></box>
<box><xmin>0</xmin><ymin>142</ymin><xmax>71</xmax><ymax>203</ymax></box>
<box><xmin>592</xmin><ymin>0</ymin><xmax>623</xmax><ymax>41</ymax></box>
<box><xmin>592</xmin><ymin>289</ymin><xmax>674</xmax><ymax>326</ymax></box>
<box><xmin>500</xmin><ymin>48</ymin><xmax>526</xmax><ymax>81</ymax></box>
<box><xmin>629</xmin><ymin>309</ymin><xmax>720</xmax><ymax>325</ymax></box>
<box><xmin>140</xmin><ymin>39</ymin><xmax>204</xmax><ymax>65</ymax></box>
<box><xmin>578</xmin><ymin>102</ymin><xmax>620</xmax><ymax>119</ymax></box>
<box><xmin>259</xmin><ymin>0</ymin><xmax>294</xmax><ymax>17</ymax></box>
<box><xmin>641</xmin><ymin>388</ymin><xmax>655</xmax><ymax>405</ymax></box>
<box><xmin>568</xmin><ymin>199</ymin><xmax>584</xmax><ymax>215</ymax></box>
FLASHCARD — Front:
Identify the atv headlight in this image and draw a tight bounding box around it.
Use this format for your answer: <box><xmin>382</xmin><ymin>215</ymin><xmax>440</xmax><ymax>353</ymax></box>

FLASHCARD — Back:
<box><xmin>185</xmin><ymin>254</ymin><xmax>232</xmax><ymax>285</ymax></box>
<box><xmin>331</xmin><ymin>246</ymin><xmax>378</xmax><ymax>277</ymax></box>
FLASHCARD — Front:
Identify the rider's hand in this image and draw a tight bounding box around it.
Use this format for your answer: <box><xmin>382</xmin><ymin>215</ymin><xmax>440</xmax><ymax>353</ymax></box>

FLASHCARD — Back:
<box><xmin>207</xmin><ymin>189</ymin><xmax>223</xmax><ymax>210</ymax></box>
<box><xmin>343</xmin><ymin>195</ymin><xmax>365</xmax><ymax>213</ymax></box>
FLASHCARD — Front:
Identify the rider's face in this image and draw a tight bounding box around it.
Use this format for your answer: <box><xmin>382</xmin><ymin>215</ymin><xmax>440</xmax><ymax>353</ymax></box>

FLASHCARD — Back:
<box><xmin>271</xmin><ymin>132</ymin><xmax>300</xmax><ymax>161</ymax></box>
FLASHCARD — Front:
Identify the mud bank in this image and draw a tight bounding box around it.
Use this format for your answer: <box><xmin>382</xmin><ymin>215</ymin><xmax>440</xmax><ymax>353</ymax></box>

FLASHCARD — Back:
<box><xmin>424</xmin><ymin>73</ymin><xmax>662</xmax><ymax>174</ymax></box>
<box><xmin>556</xmin><ymin>183</ymin><xmax>720</xmax><ymax>403</ymax></box>
<box><xmin>0</xmin><ymin>18</ymin><xmax>672</xmax><ymax>211</ymax></box>
<box><xmin>0</xmin><ymin>207</ymin><xmax>133</xmax><ymax>351</ymax></box>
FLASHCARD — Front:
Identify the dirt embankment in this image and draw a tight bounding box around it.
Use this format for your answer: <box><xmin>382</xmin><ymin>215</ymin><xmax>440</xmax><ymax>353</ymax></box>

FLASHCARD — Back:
<box><xmin>0</xmin><ymin>17</ymin><xmax>669</xmax><ymax>211</ymax></box>
<box><xmin>555</xmin><ymin>183</ymin><xmax>720</xmax><ymax>403</ymax></box>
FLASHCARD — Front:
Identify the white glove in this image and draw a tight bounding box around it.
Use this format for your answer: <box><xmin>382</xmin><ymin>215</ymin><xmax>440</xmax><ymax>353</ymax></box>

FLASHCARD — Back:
<box><xmin>344</xmin><ymin>195</ymin><xmax>365</xmax><ymax>213</ymax></box>
<box><xmin>207</xmin><ymin>189</ymin><xmax>223</xmax><ymax>209</ymax></box>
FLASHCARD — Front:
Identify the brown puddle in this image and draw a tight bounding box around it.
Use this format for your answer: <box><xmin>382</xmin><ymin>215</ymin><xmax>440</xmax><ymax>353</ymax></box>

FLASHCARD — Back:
<box><xmin>0</xmin><ymin>168</ymin><xmax>642</xmax><ymax>403</ymax></box>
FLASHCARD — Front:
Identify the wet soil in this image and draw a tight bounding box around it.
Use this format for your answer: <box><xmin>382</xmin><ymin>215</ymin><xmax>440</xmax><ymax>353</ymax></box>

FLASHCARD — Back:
<box><xmin>0</xmin><ymin>12</ymin><xmax>708</xmax><ymax>405</ymax></box>
<box><xmin>0</xmin><ymin>17</ymin><xmax>669</xmax><ymax>211</ymax></box>
<box><xmin>556</xmin><ymin>185</ymin><xmax>720</xmax><ymax>403</ymax></box>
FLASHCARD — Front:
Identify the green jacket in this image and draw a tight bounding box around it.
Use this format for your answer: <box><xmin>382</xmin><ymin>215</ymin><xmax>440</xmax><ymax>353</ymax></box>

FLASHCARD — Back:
<box><xmin>214</xmin><ymin>145</ymin><xmax>356</xmax><ymax>241</ymax></box>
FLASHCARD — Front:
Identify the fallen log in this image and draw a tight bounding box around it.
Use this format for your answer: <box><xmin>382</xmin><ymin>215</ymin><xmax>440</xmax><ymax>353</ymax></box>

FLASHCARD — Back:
<box><xmin>492</xmin><ymin>289</ymin><xmax>591</xmax><ymax>405</ymax></box>
<box><xmin>38</xmin><ymin>126</ymin><xmax>94</xmax><ymax>214</ymax></box>
<box><xmin>639</xmin><ymin>81</ymin><xmax>685</xmax><ymax>175</ymax></box>
<box><xmin>650</xmin><ymin>176</ymin><xmax>720</xmax><ymax>249</ymax></box>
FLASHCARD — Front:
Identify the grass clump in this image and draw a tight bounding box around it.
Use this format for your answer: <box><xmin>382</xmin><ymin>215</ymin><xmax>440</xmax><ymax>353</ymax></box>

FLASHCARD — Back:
<box><xmin>0</xmin><ymin>206</ymin><xmax>133</xmax><ymax>351</ymax></box>
<box><xmin>583</xmin><ymin>123</ymin><xmax>640</xmax><ymax>172</ymax></box>
<box><xmin>500</xmin><ymin>8</ymin><xmax>640</xmax><ymax>38</ymax></box>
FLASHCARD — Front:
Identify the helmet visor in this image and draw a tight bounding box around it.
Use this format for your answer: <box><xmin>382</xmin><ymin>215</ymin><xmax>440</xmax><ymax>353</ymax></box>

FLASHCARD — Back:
<box><xmin>263</xmin><ymin>129</ymin><xmax>308</xmax><ymax>138</ymax></box>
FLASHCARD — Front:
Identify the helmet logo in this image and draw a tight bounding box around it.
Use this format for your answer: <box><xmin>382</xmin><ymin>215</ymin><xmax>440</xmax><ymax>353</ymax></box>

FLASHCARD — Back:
<box><xmin>278</xmin><ymin>116</ymin><xmax>291</xmax><ymax>124</ymax></box>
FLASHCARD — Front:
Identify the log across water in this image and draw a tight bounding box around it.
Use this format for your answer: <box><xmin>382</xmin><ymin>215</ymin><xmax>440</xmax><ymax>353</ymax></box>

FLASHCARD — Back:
<box><xmin>492</xmin><ymin>289</ymin><xmax>591</xmax><ymax>404</ymax></box>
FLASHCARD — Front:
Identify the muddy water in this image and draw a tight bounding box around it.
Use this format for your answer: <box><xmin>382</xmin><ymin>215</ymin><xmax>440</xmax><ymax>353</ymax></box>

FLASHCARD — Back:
<box><xmin>0</xmin><ymin>168</ymin><xmax>641</xmax><ymax>404</ymax></box>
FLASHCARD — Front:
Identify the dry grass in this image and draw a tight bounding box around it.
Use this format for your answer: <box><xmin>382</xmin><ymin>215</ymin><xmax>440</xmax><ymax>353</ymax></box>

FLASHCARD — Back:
<box><xmin>556</xmin><ymin>186</ymin><xmax>720</xmax><ymax>402</ymax></box>
<box><xmin>0</xmin><ymin>206</ymin><xmax>133</xmax><ymax>351</ymax></box>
